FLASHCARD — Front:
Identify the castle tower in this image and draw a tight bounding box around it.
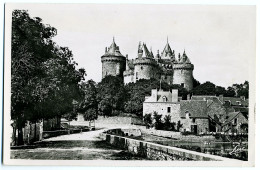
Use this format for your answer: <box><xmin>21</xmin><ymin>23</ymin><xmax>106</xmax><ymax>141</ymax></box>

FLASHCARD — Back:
<box><xmin>133</xmin><ymin>42</ymin><xmax>159</xmax><ymax>82</ymax></box>
<box><xmin>101</xmin><ymin>37</ymin><xmax>126</xmax><ymax>79</ymax></box>
<box><xmin>172</xmin><ymin>50</ymin><xmax>194</xmax><ymax>91</ymax></box>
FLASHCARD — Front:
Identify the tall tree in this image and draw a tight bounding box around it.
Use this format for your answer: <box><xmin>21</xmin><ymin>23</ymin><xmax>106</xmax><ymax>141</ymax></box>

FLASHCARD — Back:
<box><xmin>191</xmin><ymin>81</ymin><xmax>216</xmax><ymax>95</ymax></box>
<box><xmin>97</xmin><ymin>76</ymin><xmax>125</xmax><ymax>117</ymax></box>
<box><xmin>11</xmin><ymin>10</ymin><xmax>85</xmax><ymax>145</ymax></box>
<box><xmin>78</xmin><ymin>80</ymin><xmax>98</xmax><ymax>127</ymax></box>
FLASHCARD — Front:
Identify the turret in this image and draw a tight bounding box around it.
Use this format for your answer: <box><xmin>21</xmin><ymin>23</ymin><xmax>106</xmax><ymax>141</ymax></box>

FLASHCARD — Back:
<box><xmin>172</xmin><ymin>50</ymin><xmax>194</xmax><ymax>91</ymax></box>
<box><xmin>101</xmin><ymin>37</ymin><xmax>126</xmax><ymax>79</ymax></box>
<box><xmin>133</xmin><ymin>42</ymin><xmax>159</xmax><ymax>82</ymax></box>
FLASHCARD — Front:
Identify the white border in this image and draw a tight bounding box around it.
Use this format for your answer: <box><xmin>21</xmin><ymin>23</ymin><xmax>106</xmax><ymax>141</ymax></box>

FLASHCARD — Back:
<box><xmin>1</xmin><ymin>0</ymin><xmax>258</xmax><ymax>168</ymax></box>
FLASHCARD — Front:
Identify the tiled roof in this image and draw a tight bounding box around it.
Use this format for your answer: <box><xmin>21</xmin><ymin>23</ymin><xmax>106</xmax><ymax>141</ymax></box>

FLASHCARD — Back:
<box><xmin>180</xmin><ymin>100</ymin><xmax>208</xmax><ymax>118</ymax></box>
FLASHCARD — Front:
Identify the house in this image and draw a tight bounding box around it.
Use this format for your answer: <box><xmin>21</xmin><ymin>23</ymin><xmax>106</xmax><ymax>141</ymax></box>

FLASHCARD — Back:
<box><xmin>143</xmin><ymin>89</ymin><xmax>209</xmax><ymax>134</ymax></box>
<box><xmin>221</xmin><ymin>111</ymin><xmax>248</xmax><ymax>134</ymax></box>
<box><xmin>191</xmin><ymin>95</ymin><xmax>249</xmax><ymax>133</ymax></box>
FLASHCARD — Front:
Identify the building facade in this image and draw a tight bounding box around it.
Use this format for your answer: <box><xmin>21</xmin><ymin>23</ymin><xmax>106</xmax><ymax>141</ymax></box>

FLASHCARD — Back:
<box><xmin>143</xmin><ymin>89</ymin><xmax>209</xmax><ymax>134</ymax></box>
<box><xmin>101</xmin><ymin>38</ymin><xmax>194</xmax><ymax>91</ymax></box>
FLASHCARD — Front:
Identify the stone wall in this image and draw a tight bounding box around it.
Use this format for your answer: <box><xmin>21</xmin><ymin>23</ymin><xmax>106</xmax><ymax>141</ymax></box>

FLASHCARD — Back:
<box><xmin>99</xmin><ymin>133</ymin><xmax>238</xmax><ymax>161</ymax></box>
<box><xmin>143</xmin><ymin>102</ymin><xmax>181</xmax><ymax>122</ymax></box>
<box><xmin>102</xmin><ymin>58</ymin><xmax>126</xmax><ymax>79</ymax></box>
<box><xmin>134</xmin><ymin>64</ymin><xmax>158</xmax><ymax>82</ymax></box>
<box><xmin>173</xmin><ymin>68</ymin><xmax>193</xmax><ymax>91</ymax></box>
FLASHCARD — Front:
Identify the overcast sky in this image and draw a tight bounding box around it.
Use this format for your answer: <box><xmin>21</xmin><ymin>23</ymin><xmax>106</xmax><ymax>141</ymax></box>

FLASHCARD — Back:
<box><xmin>8</xmin><ymin>3</ymin><xmax>256</xmax><ymax>88</ymax></box>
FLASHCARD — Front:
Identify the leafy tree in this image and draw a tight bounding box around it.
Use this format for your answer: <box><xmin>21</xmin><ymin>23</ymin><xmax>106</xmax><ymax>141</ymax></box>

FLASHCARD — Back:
<box><xmin>97</xmin><ymin>76</ymin><xmax>125</xmax><ymax>117</ymax></box>
<box><xmin>143</xmin><ymin>113</ymin><xmax>152</xmax><ymax>129</ymax></box>
<box><xmin>192</xmin><ymin>78</ymin><xmax>201</xmax><ymax>88</ymax></box>
<box><xmin>163</xmin><ymin>115</ymin><xmax>172</xmax><ymax>131</ymax></box>
<box><xmin>153</xmin><ymin>111</ymin><xmax>163</xmax><ymax>130</ymax></box>
<box><xmin>177</xmin><ymin>120</ymin><xmax>183</xmax><ymax>132</ymax></box>
<box><xmin>191</xmin><ymin>81</ymin><xmax>216</xmax><ymax>95</ymax></box>
<box><xmin>236</xmin><ymin>81</ymin><xmax>249</xmax><ymax>99</ymax></box>
<box><xmin>215</xmin><ymin>86</ymin><xmax>226</xmax><ymax>96</ymax></box>
<box><xmin>11</xmin><ymin>10</ymin><xmax>85</xmax><ymax>145</ymax></box>
<box><xmin>78</xmin><ymin>80</ymin><xmax>98</xmax><ymax>127</ymax></box>
<box><xmin>225</xmin><ymin>86</ymin><xmax>236</xmax><ymax>97</ymax></box>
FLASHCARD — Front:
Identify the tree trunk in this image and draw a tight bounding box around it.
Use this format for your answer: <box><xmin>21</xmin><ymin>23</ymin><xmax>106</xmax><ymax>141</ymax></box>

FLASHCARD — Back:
<box><xmin>17</xmin><ymin>118</ymin><xmax>24</xmax><ymax>146</ymax></box>
<box><xmin>34</xmin><ymin>122</ymin><xmax>37</xmax><ymax>142</ymax></box>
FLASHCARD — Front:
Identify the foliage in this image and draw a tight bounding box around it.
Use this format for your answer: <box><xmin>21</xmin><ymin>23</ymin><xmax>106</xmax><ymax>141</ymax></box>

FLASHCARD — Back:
<box><xmin>191</xmin><ymin>81</ymin><xmax>216</xmax><ymax>95</ymax></box>
<box><xmin>78</xmin><ymin>80</ymin><xmax>98</xmax><ymax>122</ymax></box>
<box><xmin>11</xmin><ymin>10</ymin><xmax>85</xmax><ymax>145</ymax></box>
<box><xmin>97</xmin><ymin>75</ymin><xmax>125</xmax><ymax>117</ymax></box>
<box><xmin>153</xmin><ymin>111</ymin><xmax>163</xmax><ymax>130</ymax></box>
<box><xmin>143</xmin><ymin>113</ymin><xmax>152</xmax><ymax>128</ymax></box>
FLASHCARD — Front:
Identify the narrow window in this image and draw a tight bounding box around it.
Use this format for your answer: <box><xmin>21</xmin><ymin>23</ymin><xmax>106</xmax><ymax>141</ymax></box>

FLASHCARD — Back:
<box><xmin>167</xmin><ymin>107</ymin><xmax>171</xmax><ymax>113</ymax></box>
<box><xmin>163</xmin><ymin>96</ymin><xmax>167</xmax><ymax>102</ymax></box>
<box><xmin>192</xmin><ymin>118</ymin><xmax>195</xmax><ymax>123</ymax></box>
<box><xmin>136</xmin><ymin>72</ymin><xmax>138</xmax><ymax>80</ymax></box>
<box><xmin>181</xmin><ymin>83</ymin><xmax>184</xmax><ymax>87</ymax></box>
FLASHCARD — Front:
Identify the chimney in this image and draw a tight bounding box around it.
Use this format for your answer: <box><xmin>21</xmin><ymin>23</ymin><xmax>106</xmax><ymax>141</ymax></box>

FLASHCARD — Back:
<box><xmin>151</xmin><ymin>89</ymin><xmax>158</xmax><ymax>102</ymax></box>
<box><xmin>172</xmin><ymin>89</ymin><xmax>178</xmax><ymax>102</ymax></box>
<box><xmin>126</xmin><ymin>54</ymin><xmax>128</xmax><ymax>60</ymax></box>
<box><xmin>105</xmin><ymin>47</ymin><xmax>107</xmax><ymax>53</ymax></box>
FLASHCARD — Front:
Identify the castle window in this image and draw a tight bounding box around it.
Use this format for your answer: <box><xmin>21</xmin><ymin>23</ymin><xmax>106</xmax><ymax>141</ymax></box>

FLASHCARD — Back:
<box><xmin>181</xmin><ymin>83</ymin><xmax>184</xmax><ymax>87</ymax></box>
<box><xmin>192</xmin><ymin>118</ymin><xmax>195</xmax><ymax>123</ymax></box>
<box><xmin>136</xmin><ymin>72</ymin><xmax>138</xmax><ymax>80</ymax></box>
<box><xmin>167</xmin><ymin>107</ymin><xmax>171</xmax><ymax>113</ymax></box>
<box><xmin>141</xmin><ymin>66</ymin><xmax>143</xmax><ymax>70</ymax></box>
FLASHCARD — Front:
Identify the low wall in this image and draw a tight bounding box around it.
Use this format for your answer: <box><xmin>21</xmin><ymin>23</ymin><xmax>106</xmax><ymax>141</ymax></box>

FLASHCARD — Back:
<box><xmin>99</xmin><ymin>133</ymin><xmax>241</xmax><ymax>161</ymax></box>
<box><xmin>132</xmin><ymin>125</ymin><xmax>216</xmax><ymax>142</ymax></box>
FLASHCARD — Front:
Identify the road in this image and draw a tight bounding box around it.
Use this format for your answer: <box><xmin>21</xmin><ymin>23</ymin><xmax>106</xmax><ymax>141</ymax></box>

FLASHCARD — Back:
<box><xmin>11</xmin><ymin>129</ymin><xmax>146</xmax><ymax>160</ymax></box>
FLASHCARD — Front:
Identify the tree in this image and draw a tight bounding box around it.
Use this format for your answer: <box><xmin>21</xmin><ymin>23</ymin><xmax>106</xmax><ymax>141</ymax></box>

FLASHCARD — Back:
<box><xmin>163</xmin><ymin>115</ymin><xmax>172</xmax><ymax>131</ymax></box>
<box><xmin>236</xmin><ymin>81</ymin><xmax>249</xmax><ymax>99</ymax></box>
<box><xmin>153</xmin><ymin>111</ymin><xmax>163</xmax><ymax>130</ymax></box>
<box><xmin>11</xmin><ymin>10</ymin><xmax>85</xmax><ymax>145</ymax></box>
<box><xmin>225</xmin><ymin>86</ymin><xmax>236</xmax><ymax>97</ymax></box>
<box><xmin>143</xmin><ymin>113</ymin><xmax>152</xmax><ymax>129</ymax></box>
<box><xmin>191</xmin><ymin>81</ymin><xmax>216</xmax><ymax>95</ymax></box>
<box><xmin>11</xmin><ymin>10</ymin><xmax>57</xmax><ymax>145</ymax></box>
<box><xmin>78</xmin><ymin>80</ymin><xmax>98</xmax><ymax>127</ymax></box>
<box><xmin>97</xmin><ymin>76</ymin><xmax>125</xmax><ymax>117</ymax></box>
<box><xmin>215</xmin><ymin>86</ymin><xmax>226</xmax><ymax>96</ymax></box>
<box><xmin>192</xmin><ymin>78</ymin><xmax>201</xmax><ymax>88</ymax></box>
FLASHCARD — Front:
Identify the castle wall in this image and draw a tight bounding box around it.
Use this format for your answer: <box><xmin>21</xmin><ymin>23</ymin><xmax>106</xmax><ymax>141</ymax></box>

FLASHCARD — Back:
<box><xmin>102</xmin><ymin>57</ymin><xmax>126</xmax><ymax>79</ymax></box>
<box><xmin>173</xmin><ymin>69</ymin><xmax>193</xmax><ymax>91</ymax></box>
<box><xmin>134</xmin><ymin>64</ymin><xmax>158</xmax><ymax>82</ymax></box>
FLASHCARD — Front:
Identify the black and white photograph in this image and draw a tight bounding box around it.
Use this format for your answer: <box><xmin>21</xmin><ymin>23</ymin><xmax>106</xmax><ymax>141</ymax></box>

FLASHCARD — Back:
<box><xmin>2</xmin><ymin>1</ymin><xmax>257</xmax><ymax>167</ymax></box>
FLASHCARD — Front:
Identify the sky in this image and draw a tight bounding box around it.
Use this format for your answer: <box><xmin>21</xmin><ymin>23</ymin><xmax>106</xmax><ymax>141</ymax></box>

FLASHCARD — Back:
<box><xmin>6</xmin><ymin>3</ymin><xmax>256</xmax><ymax>88</ymax></box>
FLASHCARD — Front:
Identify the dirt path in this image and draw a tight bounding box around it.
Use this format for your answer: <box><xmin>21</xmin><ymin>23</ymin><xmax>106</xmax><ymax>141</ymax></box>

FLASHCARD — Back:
<box><xmin>11</xmin><ymin>129</ymin><xmax>146</xmax><ymax>160</ymax></box>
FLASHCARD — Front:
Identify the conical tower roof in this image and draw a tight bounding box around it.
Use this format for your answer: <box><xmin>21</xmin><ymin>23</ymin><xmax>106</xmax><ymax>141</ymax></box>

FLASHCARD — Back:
<box><xmin>161</xmin><ymin>37</ymin><xmax>174</xmax><ymax>59</ymax></box>
<box><xmin>103</xmin><ymin>37</ymin><xmax>124</xmax><ymax>57</ymax></box>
